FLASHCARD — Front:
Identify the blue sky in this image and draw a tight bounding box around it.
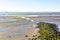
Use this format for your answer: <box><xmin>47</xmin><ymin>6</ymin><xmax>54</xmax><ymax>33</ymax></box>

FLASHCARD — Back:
<box><xmin>0</xmin><ymin>0</ymin><xmax>60</xmax><ymax>12</ymax></box>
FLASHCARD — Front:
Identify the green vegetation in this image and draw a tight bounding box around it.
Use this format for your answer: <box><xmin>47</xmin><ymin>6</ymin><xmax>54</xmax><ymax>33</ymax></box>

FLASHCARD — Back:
<box><xmin>28</xmin><ymin>22</ymin><xmax>60</xmax><ymax>40</ymax></box>
<box><xmin>37</xmin><ymin>22</ymin><xmax>60</xmax><ymax>40</ymax></box>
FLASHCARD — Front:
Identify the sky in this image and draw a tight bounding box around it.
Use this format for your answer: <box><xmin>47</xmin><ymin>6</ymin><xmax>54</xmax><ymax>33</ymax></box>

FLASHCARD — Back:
<box><xmin>0</xmin><ymin>0</ymin><xmax>60</xmax><ymax>12</ymax></box>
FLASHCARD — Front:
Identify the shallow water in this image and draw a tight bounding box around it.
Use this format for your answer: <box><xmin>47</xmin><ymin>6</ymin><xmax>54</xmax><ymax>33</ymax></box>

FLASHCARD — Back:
<box><xmin>0</xmin><ymin>17</ymin><xmax>16</xmax><ymax>21</ymax></box>
<box><xmin>0</xmin><ymin>25</ymin><xmax>32</xmax><ymax>38</ymax></box>
<box><xmin>0</xmin><ymin>16</ymin><xmax>60</xmax><ymax>39</ymax></box>
<box><xmin>0</xmin><ymin>17</ymin><xmax>34</xmax><ymax>39</ymax></box>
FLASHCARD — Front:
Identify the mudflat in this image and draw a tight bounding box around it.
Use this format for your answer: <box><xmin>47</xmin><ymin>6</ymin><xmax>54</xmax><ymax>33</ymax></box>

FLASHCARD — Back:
<box><xmin>0</xmin><ymin>15</ymin><xmax>60</xmax><ymax>40</ymax></box>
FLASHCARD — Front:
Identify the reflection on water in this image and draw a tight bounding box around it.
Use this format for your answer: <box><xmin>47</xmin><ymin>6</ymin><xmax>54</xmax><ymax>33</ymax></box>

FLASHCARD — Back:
<box><xmin>0</xmin><ymin>26</ymin><xmax>8</xmax><ymax>32</ymax></box>
<box><xmin>9</xmin><ymin>21</ymin><xmax>34</xmax><ymax>25</ymax></box>
<box><xmin>0</xmin><ymin>18</ymin><xmax>16</xmax><ymax>21</ymax></box>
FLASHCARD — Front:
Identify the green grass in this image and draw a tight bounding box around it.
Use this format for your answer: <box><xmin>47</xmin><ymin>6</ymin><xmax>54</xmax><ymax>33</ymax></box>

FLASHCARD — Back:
<box><xmin>37</xmin><ymin>22</ymin><xmax>60</xmax><ymax>40</ymax></box>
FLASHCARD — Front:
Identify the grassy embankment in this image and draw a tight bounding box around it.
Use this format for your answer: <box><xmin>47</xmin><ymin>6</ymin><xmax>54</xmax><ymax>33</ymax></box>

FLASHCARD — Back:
<box><xmin>28</xmin><ymin>22</ymin><xmax>60</xmax><ymax>40</ymax></box>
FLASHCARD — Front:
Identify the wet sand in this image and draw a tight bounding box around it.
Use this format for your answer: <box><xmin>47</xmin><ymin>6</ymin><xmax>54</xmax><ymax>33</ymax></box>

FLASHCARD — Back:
<box><xmin>0</xmin><ymin>15</ymin><xmax>60</xmax><ymax>40</ymax></box>
<box><xmin>0</xmin><ymin>26</ymin><xmax>37</xmax><ymax>40</ymax></box>
<box><xmin>0</xmin><ymin>15</ymin><xmax>37</xmax><ymax>40</ymax></box>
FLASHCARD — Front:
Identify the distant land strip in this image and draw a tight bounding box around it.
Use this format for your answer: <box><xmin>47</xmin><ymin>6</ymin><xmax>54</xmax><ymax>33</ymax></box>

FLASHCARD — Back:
<box><xmin>0</xmin><ymin>15</ymin><xmax>60</xmax><ymax>16</ymax></box>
